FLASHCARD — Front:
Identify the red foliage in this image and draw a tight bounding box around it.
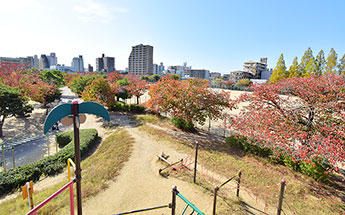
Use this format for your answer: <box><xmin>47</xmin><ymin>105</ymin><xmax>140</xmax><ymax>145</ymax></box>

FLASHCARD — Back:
<box><xmin>147</xmin><ymin>76</ymin><xmax>231</xmax><ymax>124</ymax></box>
<box><xmin>228</xmin><ymin>74</ymin><xmax>345</xmax><ymax>167</ymax></box>
<box><xmin>125</xmin><ymin>74</ymin><xmax>149</xmax><ymax>104</ymax></box>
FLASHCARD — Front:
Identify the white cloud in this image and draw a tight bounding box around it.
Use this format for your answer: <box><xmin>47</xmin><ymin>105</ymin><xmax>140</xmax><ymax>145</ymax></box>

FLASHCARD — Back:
<box><xmin>73</xmin><ymin>0</ymin><xmax>128</xmax><ymax>23</ymax></box>
<box><xmin>0</xmin><ymin>0</ymin><xmax>44</xmax><ymax>12</ymax></box>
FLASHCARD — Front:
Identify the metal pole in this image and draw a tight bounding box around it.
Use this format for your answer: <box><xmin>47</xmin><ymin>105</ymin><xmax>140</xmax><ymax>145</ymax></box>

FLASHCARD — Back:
<box><xmin>11</xmin><ymin>147</ymin><xmax>15</xmax><ymax>169</ymax></box>
<box><xmin>72</xmin><ymin>101</ymin><xmax>82</xmax><ymax>215</ymax></box>
<box><xmin>2</xmin><ymin>145</ymin><xmax>6</xmax><ymax>172</ymax></box>
<box><xmin>277</xmin><ymin>179</ymin><xmax>286</xmax><ymax>215</ymax></box>
<box><xmin>213</xmin><ymin>186</ymin><xmax>219</xmax><ymax>215</ymax></box>
<box><xmin>171</xmin><ymin>186</ymin><xmax>177</xmax><ymax>215</ymax></box>
<box><xmin>237</xmin><ymin>170</ymin><xmax>242</xmax><ymax>197</ymax></box>
<box><xmin>193</xmin><ymin>142</ymin><xmax>199</xmax><ymax>184</ymax></box>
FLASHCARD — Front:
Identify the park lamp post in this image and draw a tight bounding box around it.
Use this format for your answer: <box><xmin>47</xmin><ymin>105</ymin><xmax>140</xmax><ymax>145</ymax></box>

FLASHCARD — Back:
<box><xmin>44</xmin><ymin>101</ymin><xmax>110</xmax><ymax>215</ymax></box>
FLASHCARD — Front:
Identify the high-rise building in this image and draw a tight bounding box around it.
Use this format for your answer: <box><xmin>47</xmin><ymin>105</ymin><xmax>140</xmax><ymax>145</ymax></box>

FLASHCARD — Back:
<box><xmin>88</xmin><ymin>64</ymin><xmax>94</xmax><ymax>73</ymax></box>
<box><xmin>46</xmin><ymin>53</ymin><xmax>57</xmax><ymax>66</ymax></box>
<box><xmin>96</xmin><ymin>54</ymin><xmax>115</xmax><ymax>72</ymax></box>
<box><xmin>39</xmin><ymin>54</ymin><xmax>50</xmax><ymax>69</ymax></box>
<box><xmin>153</xmin><ymin>64</ymin><xmax>158</xmax><ymax>74</ymax></box>
<box><xmin>72</xmin><ymin>55</ymin><xmax>84</xmax><ymax>72</ymax></box>
<box><xmin>128</xmin><ymin>44</ymin><xmax>153</xmax><ymax>76</ymax></box>
<box><xmin>33</xmin><ymin>55</ymin><xmax>39</xmax><ymax>69</ymax></box>
<box><xmin>158</xmin><ymin>62</ymin><xmax>165</xmax><ymax>73</ymax></box>
<box><xmin>0</xmin><ymin>56</ymin><xmax>34</xmax><ymax>68</ymax></box>
<box><xmin>104</xmin><ymin>57</ymin><xmax>115</xmax><ymax>73</ymax></box>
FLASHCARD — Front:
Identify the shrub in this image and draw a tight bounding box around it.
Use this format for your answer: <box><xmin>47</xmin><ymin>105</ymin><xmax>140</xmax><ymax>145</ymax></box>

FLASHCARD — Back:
<box><xmin>237</xmin><ymin>78</ymin><xmax>252</xmax><ymax>86</ymax></box>
<box><xmin>225</xmin><ymin>135</ymin><xmax>330</xmax><ymax>181</ymax></box>
<box><xmin>56</xmin><ymin>130</ymin><xmax>73</xmax><ymax>147</ymax></box>
<box><xmin>171</xmin><ymin>118</ymin><xmax>195</xmax><ymax>132</ymax></box>
<box><xmin>299</xmin><ymin>158</ymin><xmax>332</xmax><ymax>182</ymax></box>
<box><xmin>225</xmin><ymin>135</ymin><xmax>272</xmax><ymax>157</ymax></box>
<box><xmin>108</xmin><ymin>102</ymin><xmax>129</xmax><ymax>112</ymax></box>
<box><xmin>129</xmin><ymin>104</ymin><xmax>145</xmax><ymax>113</ymax></box>
<box><xmin>0</xmin><ymin>129</ymin><xmax>98</xmax><ymax>195</ymax></box>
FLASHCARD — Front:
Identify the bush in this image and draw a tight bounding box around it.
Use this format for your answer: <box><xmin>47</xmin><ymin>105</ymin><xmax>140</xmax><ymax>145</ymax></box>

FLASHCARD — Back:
<box><xmin>171</xmin><ymin>118</ymin><xmax>195</xmax><ymax>131</ymax></box>
<box><xmin>108</xmin><ymin>102</ymin><xmax>129</xmax><ymax>112</ymax></box>
<box><xmin>129</xmin><ymin>104</ymin><xmax>145</xmax><ymax>113</ymax></box>
<box><xmin>237</xmin><ymin>79</ymin><xmax>252</xmax><ymax>87</ymax></box>
<box><xmin>225</xmin><ymin>135</ymin><xmax>330</xmax><ymax>181</ymax></box>
<box><xmin>56</xmin><ymin>130</ymin><xmax>73</xmax><ymax>147</ymax></box>
<box><xmin>0</xmin><ymin>129</ymin><xmax>98</xmax><ymax>195</ymax></box>
<box><xmin>299</xmin><ymin>158</ymin><xmax>332</xmax><ymax>182</ymax></box>
<box><xmin>225</xmin><ymin>135</ymin><xmax>272</xmax><ymax>157</ymax></box>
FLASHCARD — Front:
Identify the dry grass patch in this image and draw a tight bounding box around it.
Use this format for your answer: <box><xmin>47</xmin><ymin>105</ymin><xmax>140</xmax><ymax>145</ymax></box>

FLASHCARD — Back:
<box><xmin>139</xmin><ymin>124</ymin><xmax>345</xmax><ymax>215</ymax></box>
<box><xmin>0</xmin><ymin>128</ymin><xmax>133</xmax><ymax>215</ymax></box>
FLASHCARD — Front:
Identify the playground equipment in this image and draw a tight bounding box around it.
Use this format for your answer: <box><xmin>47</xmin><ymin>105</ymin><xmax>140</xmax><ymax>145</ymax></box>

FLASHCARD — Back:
<box><xmin>113</xmin><ymin>186</ymin><xmax>205</xmax><ymax>215</ymax></box>
<box><xmin>44</xmin><ymin>101</ymin><xmax>110</xmax><ymax>215</ymax></box>
<box><xmin>212</xmin><ymin>170</ymin><xmax>241</xmax><ymax>215</ymax></box>
<box><xmin>157</xmin><ymin>151</ymin><xmax>184</xmax><ymax>175</ymax></box>
<box><xmin>25</xmin><ymin>159</ymin><xmax>77</xmax><ymax>215</ymax></box>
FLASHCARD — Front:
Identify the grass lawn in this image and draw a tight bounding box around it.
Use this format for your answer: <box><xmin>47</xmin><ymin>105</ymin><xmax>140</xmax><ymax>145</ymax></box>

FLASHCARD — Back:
<box><xmin>0</xmin><ymin>128</ymin><xmax>133</xmax><ymax>215</ymax></box>
<box><xmin>137</xmin><ymin>114</ymin><xmax>345</xmax><ymax>215</ymax></box>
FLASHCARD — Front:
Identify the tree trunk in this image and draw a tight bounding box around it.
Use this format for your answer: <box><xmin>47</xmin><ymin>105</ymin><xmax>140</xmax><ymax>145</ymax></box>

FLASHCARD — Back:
<box><xmin>137</xmin><ymin>96</ymin><xmax>140</xmax><ymax>105</ymax></box>
<box><xmin>0</xmin><ymin>116</ymin><xmax>5</xmax><ymax>137</ymax></box>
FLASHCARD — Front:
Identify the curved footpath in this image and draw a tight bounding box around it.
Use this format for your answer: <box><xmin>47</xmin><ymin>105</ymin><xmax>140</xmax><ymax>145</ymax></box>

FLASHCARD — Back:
<box><xmin>83</xmin><ymin>127</ymin><xmax>214</xmax><ymax>215</ymax></box>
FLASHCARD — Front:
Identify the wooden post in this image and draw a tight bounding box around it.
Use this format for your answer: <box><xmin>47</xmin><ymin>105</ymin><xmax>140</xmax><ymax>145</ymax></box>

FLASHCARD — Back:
<box><xmin>277</xmin><ymin>179</ymin><xmax>286</xmax><ymax>215</ymax></box>
<box><xmin>28</xmin><ymin>183</ymin><xmax>34</xmax><ymax>210</ymax></box>
<box><xmin>72</xmin><ymin>101</ymin><xmax>83</xmax><ymax>215</ymax></box>
<box><xmin>236</xmin><ymin>170</ymin><xmax>242</xmax><ymax>197</ymax></box>
<box><xmin>2</xmin><ymin>145</ymin><xmax>6</xmax><ymax>172</ymax></box>
<box><xmin>223</xmin><ymin>118</ymin><xmax>226</xmax><ymax>137</ymax></box>
<box><xmin>213</xmin><ymin>186</ymin><xmax>219</xmax><ymax>215</ymax></box>
<box><xmin>193</xmin><ymin>142</ymin><xmax>199</xmax><ymax>184</ymax></box>
<box><xmin>208</xmin><ymin>118</ymin><xmax>211</xmax><ymax>132</ymax></box>
<box><xmin>11</xmin><ymin>147</ymin><xmax>15</xmax><ymax>169</ymax></box>
<box><xmin>171</xmin><ymin>186</ymin><xmax>177</xmax><ymax>215</ymax></box>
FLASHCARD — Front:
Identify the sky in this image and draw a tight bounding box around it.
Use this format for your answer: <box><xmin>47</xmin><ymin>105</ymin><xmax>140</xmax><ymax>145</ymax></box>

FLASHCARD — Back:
<box><xmin>0</xmin><ymin>0</ymin><xmax>344</xmax><ymax>74</ymax></box>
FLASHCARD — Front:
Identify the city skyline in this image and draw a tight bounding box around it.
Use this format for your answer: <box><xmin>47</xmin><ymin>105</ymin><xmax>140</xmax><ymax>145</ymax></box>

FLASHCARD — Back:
<box><xmin>0</xmin><ymin>0</ymin><xmax>345</xmax><ymax>74</ymax></box>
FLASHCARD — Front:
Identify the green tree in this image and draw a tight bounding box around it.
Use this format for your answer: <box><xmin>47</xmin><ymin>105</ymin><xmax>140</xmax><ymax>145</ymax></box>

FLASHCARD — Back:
<box><xmin>116</xmin><ymin>77</ymin><xmax>131</xmax><ymax>100</ymax></box>
<box><xmin>325</xmin><ymin>48</ymin><xmax>338</xmax><ymax>74</ymax></box>
<box><xmin>300</xmin><ymin>47</ymin><xmax>314</xmax><ymax>76</ymax></box>
<box><xmin>304</xmin><ymin>56</ymin><xmax>316</xmax><ymax>77</ymax></box>
<box><xmin>0</xmin><ymin>85</ymin><xmax>33</xmax><ymax>137</ymax></box>
<box><xmin>270</xmin><ymin>53</ymin><xmax>288</xmax><ymax>83</ymax></box>
<box><xmin>288</xmin><ymin>57</ymin><xmax>300</xmax><ymax>78</ymax></box>
<box><xmin>315</xmin><ymin>49</ymin><xmax>326</xmax><ymax>75</ymax></box>
<box><xmin>40</xmin><ymin>70</ymin><xmax>65</xmax><ymax>87</ymax></box>
<box><xmin>337</xmin><ymin>54</ymin><xmax>345</xmax><ymax>75</ymax></box>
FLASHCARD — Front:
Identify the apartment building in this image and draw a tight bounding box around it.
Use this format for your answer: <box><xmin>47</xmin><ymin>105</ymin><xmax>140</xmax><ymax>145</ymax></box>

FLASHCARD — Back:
<box><xmin>128</xmin><ymin>44</ymin><xmax>153</xmax><ymax>76</ymax></box>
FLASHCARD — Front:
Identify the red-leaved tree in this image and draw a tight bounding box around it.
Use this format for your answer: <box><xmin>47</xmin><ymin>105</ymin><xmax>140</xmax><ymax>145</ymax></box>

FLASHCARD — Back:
<box><xmin>227</xmin><ymin>74</ymin><xmax>345</xmax><ymax>168</ymax></box>
<box><xmin>147</xmin><ymin>76</ymin><xmax>231</xmax><ymax>127</ymax></box>
<box><xmin>126</xmin><ymin>74</ymin><xmax>149</xmax><ymax>104</ymax></box>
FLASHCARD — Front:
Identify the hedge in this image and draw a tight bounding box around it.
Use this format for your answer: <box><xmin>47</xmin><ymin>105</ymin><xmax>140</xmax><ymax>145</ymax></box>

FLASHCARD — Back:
<box><xmin>0</xmin><ymin>129</ymin><xmax>98</xmax><ymax>196</ymax></box>
<box><xmin>108</xmin><ymin>102</ymin><xmax>145</xmax><ymax>113</ymax></box>
<box><xmin>225</xmin><ymin>135</ymin><xmax>332</xmax><ymax>181</ymax></box>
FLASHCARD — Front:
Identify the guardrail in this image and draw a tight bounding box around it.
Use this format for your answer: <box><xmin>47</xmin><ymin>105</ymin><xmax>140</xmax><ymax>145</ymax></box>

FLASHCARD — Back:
<box><xmin>114</xmin><ymin>186</ymin><xmax>204</xmax><ymax>215</ymax></box>
<box><xmin>26</xmin><ymin>179</ymin><xmax>76</xmax><ymax>215</ymax></box>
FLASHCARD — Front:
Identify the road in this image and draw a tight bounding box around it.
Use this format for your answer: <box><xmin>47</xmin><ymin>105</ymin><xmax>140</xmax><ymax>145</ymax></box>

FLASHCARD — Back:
<box><xmin>0</xmin><ymin>87</ymin><xmax>77</xmax><ymax>171</ymax></box>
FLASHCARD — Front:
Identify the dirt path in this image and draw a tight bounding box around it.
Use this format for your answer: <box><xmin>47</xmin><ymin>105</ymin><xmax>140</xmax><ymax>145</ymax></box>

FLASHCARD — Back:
<box><xmin>83</xmin><ymin>127</ymin><xmax>214</xmax><ymax>215</ymax></box>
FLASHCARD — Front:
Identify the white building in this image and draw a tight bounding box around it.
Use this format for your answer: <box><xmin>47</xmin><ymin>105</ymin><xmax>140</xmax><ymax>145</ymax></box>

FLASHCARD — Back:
<box><xmin>167</xmin><ymin>62</ymin><xmax>191</xmax><ymax>76</ymax></box>
<box><xmin>50</xmin><ymin>64</ymin><xmax>75</xmax><ymax>73</ymax></box>
<box><xmin>72</xmin><ymin>55</ymin><xmax>84</xmax><ymax>72</ymax></box>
